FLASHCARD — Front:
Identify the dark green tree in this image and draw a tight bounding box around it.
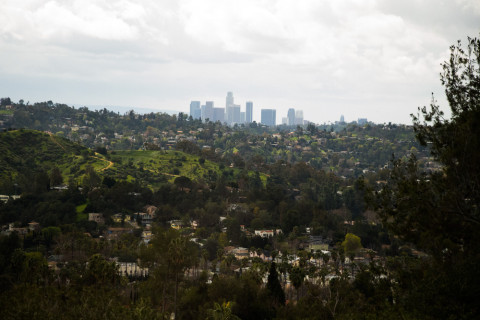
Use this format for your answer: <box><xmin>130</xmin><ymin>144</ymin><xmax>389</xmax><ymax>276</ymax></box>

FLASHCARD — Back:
<box><xmin>266</xmin><ymin>261</ymin><xmax>285</xmax><ymax>306</ymax></box>
<box><xmin>373</xmin><ymin>35</ymin><xmax>480</xmax><ymax>318</ymax></box>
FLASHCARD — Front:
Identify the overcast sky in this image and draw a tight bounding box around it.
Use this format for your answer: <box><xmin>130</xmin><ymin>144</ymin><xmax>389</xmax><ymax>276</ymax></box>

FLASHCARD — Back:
<box><xmin>1</xmin><ymin>0</ymin><xmax>479</xmax><ymax>124</ymax></box>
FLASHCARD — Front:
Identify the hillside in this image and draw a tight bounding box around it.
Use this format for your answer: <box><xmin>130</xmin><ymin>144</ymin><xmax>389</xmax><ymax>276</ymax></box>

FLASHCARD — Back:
<box><xmin>0</xmin><ymin>129</ymin><xmax>103</xmax><ymax>184</ymax></box>
<box><xmin>0</xmin><ymin>130</ymin><xmax>265</xmax><ymax>192</ymax></box>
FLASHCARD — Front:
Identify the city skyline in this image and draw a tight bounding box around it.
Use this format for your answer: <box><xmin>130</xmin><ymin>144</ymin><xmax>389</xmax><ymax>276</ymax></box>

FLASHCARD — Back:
<box><xmin>1</xmin><ymin>1</ymin><xmax>479</xmax><ymax>124</ymax></box>
<box><xmin>190</xmin><ymin>92</ymin><xmax>314</xmax><ymax>126</ymax></box>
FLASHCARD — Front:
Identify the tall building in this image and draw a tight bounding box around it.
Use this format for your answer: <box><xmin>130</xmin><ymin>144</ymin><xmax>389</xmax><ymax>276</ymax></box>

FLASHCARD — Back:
<box><xmin>340</xmin><ymin>115</ymin><xmax>345</xmax><ymax>123</ymax></box>
<box><xmin>358</xmin><ymin>118</ymin><xmax>368</xmax><ymax>125</ymax></box>
<box><xmin>240</xmin><ymin>112</ymin><xmax>246</xmax><ymax>124</ymax></box>
<box><xmin>226</xmin><ymin>92</ymin><xmax>234</xmax><ymax>125</ymax></box>
<box><xmin>287</xmin><ymin>108</ymin><xmax>296</xmax><ymax>126</ymax></box>
<box><xmin>232</xmin><ymin>104</ymin><xmax>241</xmax><ymax>124</ymax></box>
<box><xmin>226</xmin><ymin>92</ymin><xmax>234</xmax><ymax>108</ymax></box>
<box><xmin>261</xmin><ymin>109</ymin><xmax>276</xmax><ymax>126</ymax></box>
<box><xmin>202</xmin><ymin>101</ymin><xmax>214</xmax><ymax>122</ymax></box>
<box><xmin>246</xmin><ymin>101</ymin><xmax>253</xmax><ymax>123</ymax></box>
<box><xmin>190</xmin><ymin>101</ymin><xmax>201</xmax><ymax>120</ymax></box>
<box><xmin>295</xmin><ymin>110</ymin><xmax>304</xmax><ymax>126</ymax></box>
<box><xmin>213</xmin><ymin>108</ymin><xmax>225</xmax><ymax>123</ymax></box>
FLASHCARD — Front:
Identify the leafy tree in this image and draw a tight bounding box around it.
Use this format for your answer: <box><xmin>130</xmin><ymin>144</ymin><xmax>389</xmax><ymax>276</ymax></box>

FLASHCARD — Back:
<box><xmin>373</xmin><ymin>36</ymin><xmax>480</xmax><ymax>318</ymax></box>
<box><xmin>49</xmin><ymin>166</ymin><xmax>63</xmax><ymax>186</ymax></box>
<box><xmin>266</xmin><ymin>261</ymin><xmax>285</xmax><ymax>306</ymax></box>
<box><xmin>82</xmin><ymin>165</ymin><xmax>101</xmax><ymax>190</ymax></box>
<box><xmin>341</xmin><ymin>233</ymin><xmax>362</xmax><ymax>257</ymax></box>
<box><xmin>289</xmin><ymin>266</ymin><xmax>305</xmax><ymax>301</ymax></box>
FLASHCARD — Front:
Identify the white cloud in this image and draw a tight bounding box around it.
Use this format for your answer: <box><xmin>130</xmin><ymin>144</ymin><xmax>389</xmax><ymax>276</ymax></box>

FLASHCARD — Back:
<box><xmin>0</xmin><ymin>0</ymin><xmax>478</xmax><ymax>124</ymax></box>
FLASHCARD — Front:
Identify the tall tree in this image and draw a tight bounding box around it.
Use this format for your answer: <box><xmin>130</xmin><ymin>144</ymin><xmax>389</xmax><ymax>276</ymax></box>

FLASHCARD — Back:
<box><xmin>266</xmin><ymin>261</ymin><xmax>285</xmax><ymax>306</ymax></box>
<box><xmin>373</xmin><ymin>35</ymin><xmax>480</xmax><ymax>318</ymax></box>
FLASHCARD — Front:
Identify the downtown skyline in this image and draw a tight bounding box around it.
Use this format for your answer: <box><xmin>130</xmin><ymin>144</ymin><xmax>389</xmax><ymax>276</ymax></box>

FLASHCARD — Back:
<box><xmin>1</xmin><ymin>1</ymin><xmax>479</xmax><ymax>124</ymax></box>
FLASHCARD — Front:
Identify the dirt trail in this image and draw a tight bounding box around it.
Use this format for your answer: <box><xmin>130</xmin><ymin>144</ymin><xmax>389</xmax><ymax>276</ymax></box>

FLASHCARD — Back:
<box><xmin>46</xmin><ymin>131</ymin><xmax>113</xmax><ymax>172</ymax></box>
<box><xmin>92</xmin><ymin>153</ymin><xmax>114</xmax><ymax>171</ymax></box>
<box><xmin>46</xmin><ymin>131</ymin><xmax>67</xmax><ymax>152</ymax></box>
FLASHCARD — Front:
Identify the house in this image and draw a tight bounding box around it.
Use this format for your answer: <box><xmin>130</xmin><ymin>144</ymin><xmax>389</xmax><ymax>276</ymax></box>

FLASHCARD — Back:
<box><xmin>254</xmin><ymin>230</ymin><xmax>274</xmax><ymax>238</ymax></box>
<box><xmin>233</xmin><ymin>247</ymin><xmax>249</xmax><ymax>260</ymax></box>
<box><xmin>112</xmin><ymin>213</ymin><xmax>131</xmax><ymax>223</ymax></box>
<box><xmin>135</xmin><ymin>212</ymin><xmax>153</xmax><ymax>226</ymax></box>
<box><xmin>88</xmin><ymin>213</ymin><xmax>105</xmax><ymax>225</ymax></box>
<box><xmin>169</xmin><ymin>220</ymin><xmax>184</xmax><ymax>230</ymax></box>
<box><xmin>28</xmin><ymin>221</ymin><xmax>40</xmax><ymax>232</ymax></box>
<box><xmin>141</xmin><ymin>230</ymin><xmax>153</xmax><ymax>244</ymax></box>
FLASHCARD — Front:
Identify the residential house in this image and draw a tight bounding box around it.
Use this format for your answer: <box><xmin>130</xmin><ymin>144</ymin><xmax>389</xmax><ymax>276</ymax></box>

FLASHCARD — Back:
<box><xmin>88</xmin><ymin>213</ymin><xmax>105</xmax><ymax>225</ymax></box>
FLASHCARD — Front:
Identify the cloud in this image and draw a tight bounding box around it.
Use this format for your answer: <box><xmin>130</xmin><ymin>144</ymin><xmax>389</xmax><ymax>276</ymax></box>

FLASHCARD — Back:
<box><xmin>0</xmin><ymin>0</ymin><xmax>478</xmax><ymax>124</ymax></box>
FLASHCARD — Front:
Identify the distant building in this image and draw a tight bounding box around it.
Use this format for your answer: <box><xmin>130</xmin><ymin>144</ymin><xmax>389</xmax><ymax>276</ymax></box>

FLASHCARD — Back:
<box><xmin>88</xmin><ymin>213</ymin><xmax>105</xmax><ymax>225</ymax></box>
<box><xmin>254</xmin><ymin>230</ymin><xmax>276</xmax><ymax>238</ymax></box>
<box><xmin>261</xmin><ymin>109</ymin><xmax>276</xmax><ymax>126</ymax></box>
<box><xmin>295</xmin><ymin>110</ymin><xmax>304</xmax><ymax>125</ymax></box>
<box><xmin>189</xmin><ymin>101</ymin><xmax>201</xmax><ymax>120</ymax></box>
<box><xmin>213</xmin><ymin>107</ymin><xmax>225</xmax><ymax>123</ymax></box>
<box><xmin>202</xmin><ymin>101</ymin><xmax>214</xmax><ymax>122</ymax></box>
<box><xmin>340</xmin><ymin>115</ymin><xmax>345</xmax><ymax>123</ymax></box>
<box><xmin>246</xmin><ymin>101</ymin><xmax>253</xmax><ymax>123</ymax></box>
<box><xmin>226</xmin><ymin>92</ymin><xmax>234</xmax><ymax>125</ymax></box>
<box><xmin>287</xmin><ymin>108</ymin><xmax>296</xmax><ymax>126</ymax></box>
<box><xmin>232</xmin><ymin>104</ymin><xmax>241</xmax><ymax>124</ymax></box>
<box><xmin>358</xmin><ymin>118</ymin><xmax>368</xmax><ymax>125</ymax></box>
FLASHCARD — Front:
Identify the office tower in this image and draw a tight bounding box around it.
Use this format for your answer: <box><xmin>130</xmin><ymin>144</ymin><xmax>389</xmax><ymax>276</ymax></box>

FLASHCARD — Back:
<box><xmin>282</xmin><ymin>117</ymin><xmax>287</xmax><ymax>125</ymax></box>
<box><xmin>295</xmin><ymin>110</ymin><xmax>304</xmax><ymax>126</ymax></box>
<box><xmin>213</xmin><ymin>108</ymin><xmax>225</xmax><ymax>123</ymax></box>
<box><xmin>190</xmin><ymin>101</ymin><xmax>201</xmax><ymax>120</ymax></box>
<box><xmin>240</xmin><ymin>112</ymin><xmax>246</xmax><ymax>124</ymax></box>
<box><xmin>358</xmin><ymin>118</ymin><xmax>367</xmax><ymax>125</ymax></box>
<box><xmin>202</xmin><ymin>101</ymin><xmax>214</xmax><ymax>122</ymax></box>
<box><xmin>340</xmin><ymin>115</ymin><xmax>345</xmax><ymax>123</ymax></box>
<box><xmin>261</xmin><ymin>109</ymin><xmax>276</xmax><ymax>126</ymax></box>
<box><xmin>287</xmin><ymin>108</ymin><xmax>296</xmax><ymax>126</ymax></box>
<box><xmin>226</xmin><ymin>92</ymin><xmax>234</xmax><ymax>108</ymax></box>
<box><xmin>226</xmin><ymin>92</ymin><xmax>234</xmax><ymax>125</ymax></box>
<box><xmin>232</xmin><ymin>104</ymin><xmax>241</xmax><ymax>124</ymax></box>
<box><xmin>246</xmin><ymin>101</ymin><xmax>253</xmax><ymax>123</ymax></box>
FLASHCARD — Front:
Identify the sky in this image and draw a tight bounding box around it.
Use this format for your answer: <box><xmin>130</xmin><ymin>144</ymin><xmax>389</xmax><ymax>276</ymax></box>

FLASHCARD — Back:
<box><xmin>1</xmin><ymin>0</ymin><xmax>479</xmax><ymax>124</ymax></box>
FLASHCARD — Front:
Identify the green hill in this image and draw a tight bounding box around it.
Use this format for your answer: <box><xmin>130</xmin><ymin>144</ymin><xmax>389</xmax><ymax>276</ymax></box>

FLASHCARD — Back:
<box><xmin>0</xmin><ymin>129</ymin><xmax>104</xmax><ymax>182</ymax></box>
<box><xmin>0</xmin><ymin>129</ymin><xmax>265</xmax><ymax>191</ymax></box>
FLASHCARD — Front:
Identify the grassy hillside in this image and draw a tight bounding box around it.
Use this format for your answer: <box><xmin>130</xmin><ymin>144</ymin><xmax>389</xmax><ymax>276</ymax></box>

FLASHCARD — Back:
<box><xmin>0</xmin><ymin>130</ymin><xmax>266</xmax><ymax>190</ymax></box>
<box><xmin>0</xmin><ymin>129</ymin><xmax>104</xmax><ymax>182</ymax></box>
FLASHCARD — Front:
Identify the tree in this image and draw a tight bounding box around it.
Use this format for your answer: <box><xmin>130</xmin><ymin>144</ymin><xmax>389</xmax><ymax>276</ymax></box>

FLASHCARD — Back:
<box><xmin>341</xmin><ymin>233</ymin><xmax>362</xmax><ymax>257</ymax></box>
<box><xmin>373</xmin><ymin>35</ymin><xmax>480</xmax><ymax>318</ymax></box>
<box><xmin>82</xmin><ymin>165</ymin><xmax>101</xmax><ymax>190</ymax></box>
<box><xmin>289</xmin><ymin>266</ymin><xmax>305</xmax><ymax>301</ymax></box>
<box><xmin>49</xmin><ymin>166</ymin><xmax>63</xmax><ymax>187</ymax></box>
<box><xmin>266</xmin><ymin>262</ymin><xmax>285</xmax><ymax>306</ymax></box>
<box><xmin>207</xmin><ymin>301</ymin><xmax>240</xmax><ymax>320</ymax></box>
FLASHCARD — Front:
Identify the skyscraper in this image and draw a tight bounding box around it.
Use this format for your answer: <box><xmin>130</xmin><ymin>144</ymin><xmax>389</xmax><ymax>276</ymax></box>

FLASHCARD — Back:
<box><xmin>190</xmin><ymin>101</ymin><xmax>201</xmax><ymax>120</ymax></box>
<box><xmin>232</xmin><ymin>104</ymin><xmax>241</xmax><ymax>124</ymax></box>
<box><xmin>226</xmin><ymin>92</ymin><xmax>234</xmax><ymax>108</ymax></box>
<box><xmin>295</xmin><ymin>110</ymin><xmax>304</xmax><ymax>126</ymax></box>
<box><xmin>246</xmin><ymin>101</ymin><xmax>253</xmax><ymax>123</ymax></box>
<box><xmin>202</xmin><ymin>101</ymin><xmax>214</xmax><ymax>122</ymax></box>
<box><xmin>287</xmin><ymin>108</ymin><xmax>296</xmax><ymax>126</ymax></box>
<box><xmin>226</xmin><ymin>92</ymin><xmax>234</xmax><ymax>125</ymax></box>
<box><xmin>261</xmin><ymin>109</ymin><xmax>276</xmax><ymax>126</ymax></box>
<box><xmin>213</xmin><ymin>108</ymin><xmax>225</xmax><ymax>123</ymax></box>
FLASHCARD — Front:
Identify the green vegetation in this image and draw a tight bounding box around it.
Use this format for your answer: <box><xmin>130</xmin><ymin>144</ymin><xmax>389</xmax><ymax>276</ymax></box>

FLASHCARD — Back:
<box><xmin>0</xmin><ymin>36</ymin><xmax>479</xmax><ymax>319</ymax></box>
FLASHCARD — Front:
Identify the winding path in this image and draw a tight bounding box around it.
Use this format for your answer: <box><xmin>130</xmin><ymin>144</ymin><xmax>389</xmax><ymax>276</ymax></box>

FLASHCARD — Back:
<box><xmin>46</xmin><ymin>131</ymin><xmax>114</xmax><ymax>172</ymax></box>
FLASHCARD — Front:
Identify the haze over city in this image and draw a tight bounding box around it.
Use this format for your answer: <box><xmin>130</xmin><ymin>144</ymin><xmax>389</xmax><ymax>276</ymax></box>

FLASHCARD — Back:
<box><xmin>1</xmin><ymin>0</ymin><xmax>479</xmax><ymax>124</ymax></box>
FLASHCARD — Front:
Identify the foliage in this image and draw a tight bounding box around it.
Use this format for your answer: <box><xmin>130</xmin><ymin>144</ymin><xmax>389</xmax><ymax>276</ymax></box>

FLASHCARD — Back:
<box><xmin>373</xmin><ymin>35</ymin><xmax>480</xmax><ymax>318</ymax></box>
